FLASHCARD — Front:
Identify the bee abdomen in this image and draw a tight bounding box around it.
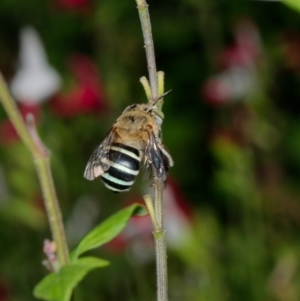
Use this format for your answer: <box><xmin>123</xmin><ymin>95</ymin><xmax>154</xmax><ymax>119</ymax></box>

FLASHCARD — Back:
<box><xmin>101</xmin><ymin>143</ymin><xmax>141</xmax><ymax>193</ymax></box>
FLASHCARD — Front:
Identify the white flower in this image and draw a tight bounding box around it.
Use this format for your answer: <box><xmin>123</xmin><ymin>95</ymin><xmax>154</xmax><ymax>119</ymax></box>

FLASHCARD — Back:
<box><xmin>10</xmin><ymin>26</ymin><xmax>61</xmax><ymax>104</ymax></box>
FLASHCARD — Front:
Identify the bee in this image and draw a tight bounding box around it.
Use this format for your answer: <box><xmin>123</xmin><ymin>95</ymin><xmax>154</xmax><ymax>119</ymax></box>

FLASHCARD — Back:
<box><xmin>84</xmin><ymin>91</ymin><xmax>173</xmax><ymax>193</ymax></box>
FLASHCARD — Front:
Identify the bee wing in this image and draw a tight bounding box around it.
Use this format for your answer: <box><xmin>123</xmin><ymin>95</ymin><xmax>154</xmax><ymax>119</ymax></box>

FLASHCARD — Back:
<box><xmin>84</xmin><ymin>128</ymin><xmax>116</xmax><ymax>181</ymax></box>
<box><xmin>144</xmin><ymin>133</ymin><xmax>168</xmax><ymax>182</ymax></box>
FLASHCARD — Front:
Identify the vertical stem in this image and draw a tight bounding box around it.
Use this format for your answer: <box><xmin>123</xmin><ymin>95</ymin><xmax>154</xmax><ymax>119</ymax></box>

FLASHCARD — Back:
<box><xmin>154</xmin><ymin>178</ymin><xmax>164</xmax><ymax>228</ymax></box>
<box><xmin>154</xmin><ymin>234</ymin><xmax>168</xmax><ymax>301</ymax></box>
<box><xmin>0</xmin><ymin>75</ymin><xmax>69</xmax><ymax>266</ymax></box>
<box><xmin>135</xmin><ymin>2</ymin><xmax>168</xmax><ymax>301</ymax></box>
<box><xmin>0</xmin><ymin>75</ymin><xmax>39</xmax><ymax>156</ymax></box>
<box><xmin>35</xmin><ymin>157</ymin><xmax>69</xmax><ymax>265</ymax></box>
<box><xmin>136</xmin><ymin>0</ymin><xmax>158</xmax><ymax>99</ymax></box>
<box><xmin>144</xmin><ymin>190</ymin><xmax>168</xmax><ymax>301</ymax></box>
<box><xmin>154</xmin><ymin>179</ymin><xmax>168</xmax><ymax>301</ymax></box>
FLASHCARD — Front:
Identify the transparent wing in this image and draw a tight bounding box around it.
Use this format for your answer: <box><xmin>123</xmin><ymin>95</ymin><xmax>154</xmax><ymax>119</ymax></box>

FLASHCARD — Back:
<box><xmin>144</xmin><ymin>133</ymin><xmax>168</xmax><ymax>182</ymax></box>
<box><xmin>84</xmin><ymin>128</ymin><xmax>116</xmax><ymax>181</ymax></box>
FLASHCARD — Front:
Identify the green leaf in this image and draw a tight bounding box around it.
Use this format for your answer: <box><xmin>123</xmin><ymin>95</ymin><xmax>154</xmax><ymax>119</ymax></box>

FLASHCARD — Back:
<box><xmin>283</xmin><ymin>0</ymin><xmax>300</xmax><ymax>13</ymax></box>
<box><xmin>33</xmin><ymin>257</ymin><xmax>109</xmax><ymax>301</ymax></box>
<box><xmin>70</xmin><ymin>203</ymin><xmax>147</xmax><ymax>261</ymax></box>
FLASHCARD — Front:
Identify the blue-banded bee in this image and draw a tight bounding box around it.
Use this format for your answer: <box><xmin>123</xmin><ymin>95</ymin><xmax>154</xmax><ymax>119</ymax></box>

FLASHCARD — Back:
<box><xmin>84</xmin><ymin>92</ymin><xmax>173</xmax><ymax>193</ymax></box>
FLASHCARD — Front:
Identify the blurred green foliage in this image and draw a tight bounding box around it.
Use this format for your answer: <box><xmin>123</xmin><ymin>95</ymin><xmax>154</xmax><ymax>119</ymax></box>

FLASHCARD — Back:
<box><xmin>1</xmin><ymin>0</ymin><xmax>300</xmax><ymax>301</ymax></box>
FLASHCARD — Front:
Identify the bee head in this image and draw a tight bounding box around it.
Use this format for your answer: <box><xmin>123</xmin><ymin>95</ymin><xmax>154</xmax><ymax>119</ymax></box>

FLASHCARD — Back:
<box><xmin>122</xmin><ymin>113</ymin><xmax>147</xmax><ymax>128</ymax></box>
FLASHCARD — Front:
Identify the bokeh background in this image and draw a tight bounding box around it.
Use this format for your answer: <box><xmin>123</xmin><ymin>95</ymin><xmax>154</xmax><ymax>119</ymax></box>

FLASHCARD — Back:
<box><xmin>1</xmin><ymin>0</ymin><xmax>300</xmax><ymax>300</ymax></box>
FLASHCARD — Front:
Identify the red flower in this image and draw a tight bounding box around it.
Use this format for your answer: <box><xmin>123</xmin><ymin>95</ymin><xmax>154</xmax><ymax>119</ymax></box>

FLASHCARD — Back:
<box><xmin>53</xmin><ymin>0</ymin><xmax>92</xmax><ymax>11</ymax></box>
<box><xmin>203</xmin><ymin>65</ymin><xmax>257</xmax><ymax>105</ymax></box>
<box><xmin>0</xmin><ymin>279</ymin><xmax>10</xmax><ymax>301</ymax></box>
<box><xmin>218</xmin><ymin>19</ymin><xmax>261</xmax><ymax>69</ymax></box>
<box><xmin>202</xmin><ymin>76</ymin><xmax>231</xmax><ymax>106</ymax></box>
<box><xmin>218</xmin><ymin>44</ymin><xmax>257</xmax><ymax>69</ymax></box>
<box><xmin>50</xmin><ymin>54</ymin><xmax>107</xmax><ymax>118</ymax></box>
<box><xmin>202</xmin><ymin>20</ymin><xmax>261</xmax><ymax>106</ymax></box>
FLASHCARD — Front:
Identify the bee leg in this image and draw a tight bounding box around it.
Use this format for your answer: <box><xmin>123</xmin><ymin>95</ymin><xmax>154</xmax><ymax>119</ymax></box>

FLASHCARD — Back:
<box><xmin>145</xmin><ymin>132</ymin><xmax>169</xmax><ymax>182</ymax></box>
<box><xmin>157</xmin><ymin>143</ymin><xmax>174</xmax><ymax>171</ymax></box>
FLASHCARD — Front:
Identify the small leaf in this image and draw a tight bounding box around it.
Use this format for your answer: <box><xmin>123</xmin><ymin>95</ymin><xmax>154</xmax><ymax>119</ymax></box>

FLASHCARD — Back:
<box><xmin>70</xmin><ymin>203</ymin><xmax>147</xmax><ymax>261</ymax></box>
<box><xmin>33</xmin><ymin>257</ymin><xmax>109</xmax><ymax>301</ymax></box>
<box><xmin>284</xmin><ymin>0</ymin><xmax>300</xmax><ymax>12</ymax></box>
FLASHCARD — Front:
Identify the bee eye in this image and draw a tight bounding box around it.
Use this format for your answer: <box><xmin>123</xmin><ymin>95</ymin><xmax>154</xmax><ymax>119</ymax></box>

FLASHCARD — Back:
<box><xmin>122</xmin><ymin>104</ymin><xmax>137</xmax><ymax>114</ymax></box>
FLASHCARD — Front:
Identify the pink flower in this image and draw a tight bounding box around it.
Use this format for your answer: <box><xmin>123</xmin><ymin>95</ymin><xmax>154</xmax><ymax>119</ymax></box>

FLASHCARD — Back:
<box><xmin>50</xmin><ymin>54</ymin><xmax>107</xmax><ymax>118</ymax></box>
<box><xmin>203</xmin><ymin>66</ymin><xmax>257</xmax><ymax>105</ymax></box>
<box><xmin>219</xmin><ymin>19</ymin><xmax>261</xmax><ymax>68</ymax></box>
<box><xmin>202</xmin><ymin>19</ymin><xmax>261</xmax><ymax>106</ymax></box>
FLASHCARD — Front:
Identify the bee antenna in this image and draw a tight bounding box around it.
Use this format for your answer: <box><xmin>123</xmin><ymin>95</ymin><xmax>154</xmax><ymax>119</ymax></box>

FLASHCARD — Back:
<box><xmin>152</xmin><ymin>89</ymin><xmax>173</xmax><ymax>107</ymax></box>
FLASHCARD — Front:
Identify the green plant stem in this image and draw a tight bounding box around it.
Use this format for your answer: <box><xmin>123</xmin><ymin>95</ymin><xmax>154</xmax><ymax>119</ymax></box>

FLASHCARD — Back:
<box><xmin>0</xmin><ymin>74</ymin><xmax>69</xmax><ymax>267</ymax></box>
<box><xmin>0</xmin><ymin>75</ymin><xmax>39</xmax><ymax>156</ymax></box>
<box><xmin>135</xmin><ymin>2</ymin><xmax>168</xmax><ymax>301</ymax></box>
<box><xmin>154</xmin><ymin>178</ymin><xmax>164</xmax><ymax>227</ymax></box>
<box><xmin>153</xmin><ymin>179</ymin><xmax>168</xmax><ymax>301</ymax></box>
<box><xmin>136</xmin><ymin>0</ymin><xmax>158</xmax><ymax>100</ymax></box>
<box><xmin>154</xmin><ymin>229</ymin><xmax>168</xmax><ymax>301</ymax></box>
<box><xmin>34</xmin><ymin>157</ymin><xmax>69</xmax><ymax>266</ymax></box>
<box><xmin>143</xmin><ymin>191</ymin><xmax>168</xmax><ymax>301</ymax></box>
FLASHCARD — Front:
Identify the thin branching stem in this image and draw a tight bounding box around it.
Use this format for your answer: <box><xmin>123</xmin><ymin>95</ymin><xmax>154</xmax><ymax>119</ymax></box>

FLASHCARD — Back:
<box><xmin>0</xmin><ymin>74</ymin><xmax>69</xmax><ymax>267</ymax></box>
<box><xmin>135</xmin><ymin>1</ymin><xmax>168</xmax><ymax>301</ymax></box>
